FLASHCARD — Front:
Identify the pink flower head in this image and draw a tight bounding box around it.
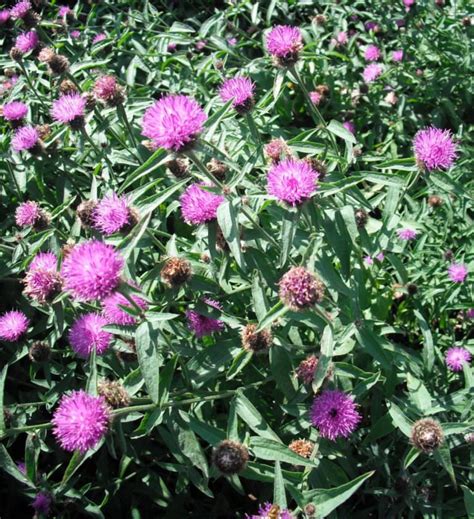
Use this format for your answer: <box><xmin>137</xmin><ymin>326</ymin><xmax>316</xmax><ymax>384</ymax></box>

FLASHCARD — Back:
<box><xmin>267</xmin><ymin>158</ymin><xmax>318</xmax><ymax>205</ymax></box>
<box><xmin>167</xmin><ymin>42</ymin><xmax>177</xmax><ymax>52</ymax></box>
<box><xmin>52</xmin><ymin>390</ymin><xmax>109</xmax><ymax>453</ymax></box>
<box><xmin>0</xmin><ymin>10</ymin><xmax>10</xmax><ymax>24</ymax></box>
<box><xmin>375</xmin><ymin>252</ymin><xmax>385</xmax><ymax>262</ymax></box>
<box><xmin>61</xmin><ymin>240</ymin><xmax>124</xmax><ymax>301</ymax></box>
<box><xmin>15</xmin><ymin>31</ymin><xmax>39</xmax><ymax>54</ymax></box>
<box><xmin>392</xmin><ymin>50</ymin><xmax>404</xmax><ymax>62</ymax></box>
<box><xmin>245</xmin><ymin>503</ymin><xmax>294</xmax><ymax>519</ymax></box>
<box><xmin>10</xmin><ymin>0</ymin><xmax>31</xmax><ymax>20</ymax></box>
<box><xmin>296</xmin><ymin>355</ymin><xmax>318</xmax><ymax>384</ymax></box>
<box><xmin>310</xmin><ymin>389</ymin><xmax>361</xmax><ymax>440</ymax></box>
<box><xmin>186</xmin><ymin>298</ymin><xmax>225</xmax><ymax>338</ymax></box>
<box><xmin>11</xmin><ymin>125</ymin><xmax>39</xmax><ymax>152</ymax></box>
<box><xmin>58</xmin><ymin>5</ymin><xmax>72</xmax><ymax>17</ymax></box>
<box><xmin>365</xmin><ymin>21</ymin><xmax>377</xmax><ymax>31</ymax></box>
<box><xmin>445</xmin><ymin>347</ymin><xmax>471</xmax><ymax>372</ymax></box>
<box><xmin>363</xmin><ymin>63</ymin><xmax>383</xmax><ymax>83</ymax></box>
<box><xmin>264</xmin><ymin>138</ymin><xmax>289</xmax><ymax>163</ymax></box>
<box><xmin>219</xmin><ymin>76</ymin><xmax>255</xmax><ymax>110</ymax></box>
<box><xmin>93</xmin><ymin>75</ymin><xmax>118</xmax><ymax>102</ymax></box>
<box><xmin>364</xmin><ymin>255</ymin><xmax>374</xmax><ymax>266</ymax></box>
<box><xmin>448</xmin><ymin>263</ymin><xmax>468</xmax><ymax>283</ymax></box>
<box><xmin>101</xmin><ymin>285</ymin><xmax>148</xmax><ymax>325</ymax></box>
<box><xmin>364</xmin><ymin>44</ymin><xmax>381</xmax><ymax>61</ymax></box>
<box><xmin>266</xmin><ymin>25</ymin><xmax>303</xmax><ymax>58</ymax></box>
<box><xmin>2</xmin><ymin>101</ymin><xmax>28</xmax><ymax>121</ymax></box>
<box><xmin>227</xmin><ymin>37</ymin><xmax>237</xmax><ymax>46</ymax></box>
<box><xmin>142</xmin><ymin>94</ymin><xmax>207</xmax><ymax>151</ymax></box>
<box><xmin>24</xmin><ymin>252</ymin><xmax>62</xmax><ymax>303</ymax></box>
<box><xmin>337</xmin><ymin>31</ymin><xmax>348</xmax><ymax>45</ymax></box>
<box><xmin>397</xmin><ymin>228</ymin><xmax>417</xmax><ymax>240</ymax></box>
<box><xmin>15</xmin><ymin>201</ymin><xmax>41</xmax><ymax>226</ymax></box>
<box><xmin>466</xmin><ymin>309</ymin><xmax>474</xmax><ymax>319</ymax></box>
<box><xmin>92</xmin><ymin>33</ymin><xmax>107</xmax><ymax>44</ymax></box>
<box><xmin>92</xmin><ymin>193</ymin><xmax>133</xmax><ymax>235</ymax></box>
<box><xmin>180</xmin><ymin>183</ymin><xmax>224</xmax><ymax>225</ymax></box>
<box><xmin>195</xmin><ymin>40</ymin><xmax>207</xmax><ymax>51</ymax></box>
<box><xmin>70</xmin><ymin>30</ymin><xmax>81</xmax><ymax>39</ymax></box>
<box><xmin>404</xmin><ymin>0</ymin><xmax>415</xmax><ymax>8</ymax></box>
<box><xmin>32</xmin><ymin>492</ymin><xmax>52</xmax><ymax>516</ymax></box>
<box><xmin>413</xmin><ymin>127</ymin><xmax>458</xmax><ymax>171</ymax></box>
<box><xmin>69</xmin><ymin>313</ymin><xmax>112</xmax><ymax>357</ymax></box>
<box><xmin>309</xmin><ymin>91</ymin><xmax>322</xmax><ymax>105</ymax></box>
<box><xmin>0</xmin><ymin>310</ymin><xmax>29</xmax><ymax>342</ymax></box>
<box><xmin>343</xmin><ymin>121</ymin><xmax>355</xmax><ymax>135</ymax></box>
<box><xmin>279</xmin><ymin>266</ymin><xmax>324</xmax><ymax>310</ymax></box>
<box><xmin>51</xmin><ymin>94</ymin><xmax>86</xmax><ymax>124</ymax></box>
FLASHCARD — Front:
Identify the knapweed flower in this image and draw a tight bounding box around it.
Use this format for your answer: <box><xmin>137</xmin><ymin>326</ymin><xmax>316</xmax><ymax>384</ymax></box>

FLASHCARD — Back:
<box><xmin>364</xmin><ymin>44</ymin><xmax>381</xmax><ymax>61</ymax></box>
<box><xmin>413</xmin><ymin>127</ymin><xmax>458</xmax><ymax>171</ymax></box>
<box><xmin>445</xmin><ymin>347</ymin><xmax>471</xmax><ymax>372</ymax></box>
<box><xmin>279</xmin><ymin>266</ymin><xmax>325</xmax><ymax>311</ymax></box>
<box><xmin>363</xmin><ymin>63</ymin><xmax>383</xmax><ymax>83</ymax></box>
<box><xmin>93</xmin><ymin>75</ymin><xmax>125</xmax><ymax>106</ymax></box>
<box><xmin>101</xmin><ymin>285</ymin><xmax>148</xmax><ymax>325</ymax></box>
<box><xmin>404</xmin><ymin>0</ymin><xmax>415</xmax><ymax>9</ymax></box>
<box><xmin>466</xmin><ymin>309</ymin><xmax>474</xmax><ymax>319</ymax></box>
<box><xmin>29</xmin><ymin>341</ymin><xmax>51</xmax><ymax>362</ymax></box>
<box><xmin>92</xmin><ymin>33</ymin><xmax>107</xmax><ymax>44</ymax></box>
<box><xmin>267</xmin><ymin>158</ymin><xmax>319</xmax><ymax>205</ymax></box>
<box><xmin>195</xmin><ymin>39</ymin><xmax>207</xmax><ymax>51</ymax></box>
<box><xmin>336</xmin><ymin>31</ymin><xmax>348</xmax><ymax>45</ymax></box>
<box><xmin>309</xmin><ymin>91</ymin><xmax>322</xmax><ymax>105</ymax></box>
<box><xmin>24</xmin><ymin>252</ymin><xmax>62</xmax><ymax>303</ymax></box>
<box><xmin>15</xmin><ymin>31</ymin><xmax>39</xmax><ymax>54</ymax></box>
<box><xmin>310</xmin><ymin>389</ymin><xmax>361</xmax><ymax>440</ymax></box>
<box><xmin>296</xmin><ymin>355</ymin><xmax>318</xmax><ymax>384</ymax></box>
<box><xmin>15</xmin><ymin>201</ymin><xmax>45</xmax><ymax>227</ymax></box>
<box><xmin>52</xmin><ymin>390</ymin><xmax>109</xmax><ymax>453</ymax></box>
<box><xmin>142</xmin><ymin>94</ymin><xmax>207</xmax><ymax>151</ymax></box>
<box><xmin>92</xmin><ymin>193</ymin><xmax>136</xmax><ymax>235</ymax></box>
<box><xmin>264</xmin><ymin>138</ymin><xmax>290</xmax><ymax>163</ymax></box>
<box><xmin>448</xmin><ymin>263</ymin><xmax>468</xmax><ymax>283</ymax></box>
<box><xmin>69</xmin><ymin>313</ymin><xmax>112</xmax><ymax>358</ymax></box>
<box><xmin>219</xmin><ymin>76</ymin><xmax>255</xmax><ymax>113</ymax></box>
<box><xmin>186</xmin><ymin>298</ymin><xmax>225</xmax><ymax>337</ymax></box>
<box><xmin>212</xmin><ymin>440</ymin><xmax>249</xmax><ymax>475</ymax></box>
<box><xmin>51</xmin><ymin>94</ymin><xmax>86</xmax><ymax>129</ymax></box>
<box><xmin>397</xmin><ymin>228</ymin><xmax>417</xmax><ymax>240</ymax></box>
<box><xmin>364</xmin><ymin>255</ymin><xmax>374</xmax><ymax>266</ymax></box>
<box><xmin>2</xmin><ymin>101</ymin><xmax>28</xmax><ymax>122</ymax></box>
<box><xmin>245</xmin><ymin>503</ymin><xmax>294</xmax><ymax>519</ymax></box>
<box><xmin>343</xmin><ymin>121</ymin><xmax>355</xmax><ymax>135</ymax></box>
<box><xmin>61</xmin><ymin>240</ymin><xmax>124</xmax><ymax>301</ymax></box>
<box><xmin>411</xmin><ymin>418</ymin><xmax>444</xmax><ymax>453</ymax></box>
<box><xmin>58</xmin><ymin>5</ymin><xmax>72</xmax><ymax>17</ymax></box>
<box><xmin>266</xmin><ymin>25</ymin><xmax>303</xmax><ymax>66</ymax></box>
<box><xmin>0</xmin><ymin>310</ymin><xmax>29</xmax><ymax>342</ymax></box>
<box><xmin>180</xmin><ymin>183</ymin><xmax>224</xmax><ymax>225</ymax></box>
<box><xmin>11</xmin><ymin>125</ymin><xmax>39</xmax><ymax>153</ymax></box>
<box><xmin>10</xmin><ymin>0</ymin><xmax>31</xmax><ymax>20</ymax></box>
<box><xmin>0</xmin><ymin>9</ymin><xmax>10</xmax><ymax>24</ymax></box>
<box><xmin>70</xmin><ymin>29</ymin><xmax>81</xmax><ymax>39</ymax></box>
<box><xmin>167</xmin><ymin>42</ymin><xmax>177</xmax><ymax>53</ymax></box>
<box><xmin>31</xmin><ymin>492</ymin><xmax>52</xmax><ymax>516</ymax></box>
<box><xmin>392</xmin><ymin>50</ymin><xmax>404</xmax><ymax>62</ymax></box>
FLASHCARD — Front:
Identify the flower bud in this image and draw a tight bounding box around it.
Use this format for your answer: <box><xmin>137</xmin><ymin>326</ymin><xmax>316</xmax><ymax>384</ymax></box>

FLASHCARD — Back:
<box><xmin>241</xmin><ymin>323</ymin><xmax>273</xmax><ymax>353</ymax></box>
<box><xmin>28</xmin><ymin>341</ymin><xmax>51</xmax><ymax>362</ymax></box>
<box><xmin>212</xmin><ymin>440</ymin><xmax>249</xmax><ymax>475</ymax></box>
<box><xmin>411</xmin><ymin>418</ymin><xmax>444</xmax><ymax>453</ymax></box>
<box><xmin>160</xmin><ymin>257</ymin><xmax>192</xmax><ymax>288</ymax></box>
<box><xmin>98</xmin><ymin>379</ymin><xmax>130</xmax><ymax>408</ymax></box>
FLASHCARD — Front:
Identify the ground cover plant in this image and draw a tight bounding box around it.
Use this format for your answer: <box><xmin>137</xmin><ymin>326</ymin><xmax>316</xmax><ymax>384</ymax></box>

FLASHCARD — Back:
<box><xmin>0</xmin><ymin>0</ymin><xmax>473</xmax><ymax>517</ymax></box>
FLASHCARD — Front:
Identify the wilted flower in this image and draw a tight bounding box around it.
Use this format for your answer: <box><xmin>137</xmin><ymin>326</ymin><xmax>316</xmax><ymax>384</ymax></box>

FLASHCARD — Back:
<box><xmin>180</xmin><ymin>183</ymin><xmax>225</xmax><ymax>225</ymax></box>
<box><xmin>93</xmin><ymin>75</ymin><xmax>125</xmax><ymax>106</ymax></box>
<box><xmin>160</xmin><ymin>257</ymin><xmax>193</xmax><ymax>288</ymax></box>
<box><xmin>0</xmin><ymin>310</ymin><xmax>29</xmax><ymax>342</ymax></box>
<box><xmin>411</xmin><ymin>418</ymin><xmax>444</xmax><ymax>453</ymax></box>
<box><xmin>364</xmin><ymin>44</ymin><xmax>381</xmax><ymax>61</ymax></box>
<box><xmin>279</xmin><ymin>266</ymin><xmax>325</xmax><ymax>311</ymax></box>
<box><xmin>267</xmin><ymin>158</ymin><xmax>319</xmax><ymax>205</ymax></box>
<box><xmin>14</xmin><ymin>31</ymin><xmax>39</xmax><ymax>54</ymax></box>
<box><xmin>102</xmin><ymin>284</ymin><xmax>148</xmax><ymax>325</ymax></box>
<box><xmin>28</xmin><ymin>341</ymin><xmax>51</xmax><ymax>362</ymax></box>
<box><xmin>266</xmin><ymin>25</ymin><xmax>303</xmax><ymax>66</ymax></box>
<box><xmin>92</xmin><ymin>193</ymin><xmax>136</xmax><ymax>235</ymax></box>
<box><xmin>413</xmin><ymin>127</ymin><xmax>457</xmax><ymax>171</ymax></box>
<box><xmin>264</xmin><ymin>138</ymin><xmax>290</xmax><ymax>163</ymax></box>
<box><xmin>392</xmin><ymin>49</ymin><xmax>404</xmax><ymax>62</ymax></box>
<box><xmin>212</xmin><ymin>440</ymin><xmax>249</xmax><ymax>475</ymax></box>
<box><xmin>24</xmin><ymin>252</ymin><xmax>62</xmax><ymax>303</ymax></box>
<box><xmin>52</xmin><ymin>390</ymin><xmax>109</xmax><ymax>453</ymax></box>
<box><xmin>51</xmin><ymin>94</ymin><xmax>86</xmax><ymax>129</ymax></box>
<box><xmin>363</xmin><ymin>63</ymin><xmax>383</xmax><ymax>83</ymax></box>
<box><xmin>384</xmin><ymin>91</ymin><xmax>398</xmax><ymax>105</ymax></box>
<box><xmin>445</xmin><ymin>347</ymin><xmax>471</xmax><ymax>372</ymax></box>
<box><xmin>31</xmin><ymin>492</ymin><xmax>52</xmax><ymax>517</ymax></box>
<box><xmin>397</xmin><ymin>228</ymin><xmax>417</xmax><ymax>240</ymax></box>
<box><xmin>448</xmin><ymin>263</ymin><xmax>468</xmax><ymax>283</ymax></box>
<box><xmin>98</xmin><ymin>379</ymin><xmax>130</xmax><ymax>408</ymax></box>
<box><xmin>241</xmin><ymin>323</ymin><xmax>273</xmax><ymax>353</ymax></box>
<box><xmin>186</xmin><ymin>298</ymin><xmax>225</xmax><ymax>337</ymax></box>
<box><xmin>296</xmin><ymin>355</ymin><xmax>318</xmax><ymax>384</ymax></box>
<box><xmin>310</xmin><ymin>389</ymin><xmax>361</xmax><ymax>440</ymax></box>
<box><xmin>219</xmin><ymin>76</ymin><xmax>255</xmax><ymax>113</ymax></box>
<box><xmin>288</xmin><ymin>439</ymin><xmax>314</xmax><ymax>458</ymax></box>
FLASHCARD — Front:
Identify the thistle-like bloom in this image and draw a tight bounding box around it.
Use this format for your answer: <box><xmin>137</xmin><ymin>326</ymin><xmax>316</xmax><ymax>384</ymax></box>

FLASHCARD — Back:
<box><xmin>69</xmin><ymin>313</ymin><xmax>112</xmax><ymax>358</ymax></box>
<box><xmin>180</xmin><ymin>183</ymin><xmax>225</xmax><ymax>225</ymax></box>
<box><xmin>219</xmin><ymin>76</ymin><xmax>255</xmax><ymax>113</ymax></box>
<box><xmin>246</xmin><ymin>503</ymin><xmax>294</xmax><ymax>519</ymax></box>
<box><xmin>413</xmin><ymin>127</ymin><xmax>458</xmax><ymax>171</ymax></box>
<box><xmin>2</xmin><ymin>101</ymin><xmax>28</xmax><ymax>121</ymax></box>
<box><xmin>397</xmin><ymin>228</ymin><xmax>417</xmax><ymax>241</ymax></box>
<box><xmin>70</xmin><ymin>30</ymin><xmax>81</xmax><ymax>39</ymax></box>
<box><xmin>337</xmin><ymin>31</ymin><xmax>348</xmax><ymax>45</ymax></box>
<box><xmin>92</xmin><ymin>193</ymin><xmax>135</xmax><ymax>235</ymax></box>
<box><xmin>52</xmin><ymin>390</ymin><xmax>109</xmax><ymax>453</ymax></box>
<box><xmin>186</xmin><ymin>298</ymin><xmax>225</xmax><ymax>337</ymax></box>
<box><xmin>364</xmin><ymin>44</ymin><xmax>381</xmax><ymax>61</ymax></box>
<box><xmin>267</xmin><ymin>158</ymin><xmax>318</xmax><ymax>205</ymax></box>
<box><xmin>411</xmin><ymin>418</ymin><xmax>444</xmax><ymax>453</ymax></box>
<box><xmin>93</xmin><ymin>75</ymin><xmax>125</xmax><ymax>106</ymax></box>
<box><xmin>296</xmin><ymin>355</ymin><xmax>318</xmax><ymax>384</ymax></box>
<box><xmin>266</xmin><ymin>25</ymin><xmax>303</xmax><ymax>58</ymax></box>
<box><xmin>0</xmin><ymin>9</ymin><xmax>10</xmax><ymax>24</ymax></box>
<box><xmin>392</xmin><ymin>50</ymin><xmax>404</xmax><ymax>62</ymax></box>
<box><xmin>0</xmin><ymin>310</ymin><xmax>29</xmax><ymax>342</ymax></box>
<box><xmin>404</xmin><ymin>0</ymin><xmax>415</xmax><ymax>8</ymax></box>
<box><xmin>15</xmin><ymin>31</ymin><xmax>39</xmax><ymax>54</ymax></box>
<box><xmin>24</xmin><ymin>252</ymin><xmax>62</xmax><ymax>303</ymax></box>
<box><xmin>466</xmin><ymin>309</ymin><xmax>474</xmax><ymax>319</ymax></box>
<box><xmin>309</xmin><ymin>91</ymin><xmax>322</xmax><ymax>105</ymax></box>
<box><xmin>11</xmin><ymin>125</ymin><xmax>39</xmax><ymax>152</ymax></box>
<box><xmin>15</xmin><ymin>200</ymin><xmax>49</xmax><ymax>228</ymax></box>
<box><xmin>212</xmin><ymin>440</ymin><xmax>249</xmax><ymax>475</ymax></box>
<box><xmin>445</xmin><ymin>347</ymin><xmax>471</xmax><ymax>372</ymax></box>
<box><xmin>310</xmin><ymin>389</ymin><xmax>361</xmax><ymax>440</ymax></box>
<box><xmin>61</xmin><ymin>240</ymin><xmax>124</xmax><ymax>301</ymax></box>
<box><xmin>92</xmin><ymin>33</ymin><xmax>107</xmax><ymax>44</ymax></box>
<box><xmin>448</xmin><ymin>263</ymin><xmax>468</xmax><ymax>283</ymax></box>
<box><xmin>279</xmin><ymin>266</ymin><xmax>325</xmax><ymax>311</ymax></box>
<box><xmin>10</xmin><ymin>0</ymin><xmax>31</xmax><ymax>20</ymax></box>
<box><xmin>51</xmin><ymin>94</ymin><xmax>86</xmax><ymax>128</ymax></box>
<box><xmin>58</xmin><ymin>5</ymin><xmax>72</xmax><ymax>17</ymax></box>
<box><xmin>31</xmin><ymin>492</ymin><xmax>52</xmax><ymax>516</ymax></box>
<box><xmin>142</xmin><ymin>94</ymin><xmax>207</xmax><ymax>151</ymax></box>
<box><xmin>363</xmin><ymin>63</ymin><xmax>383</xmax><ymax>83</ymax></box>
<box><xmin>101</xmin><ymin>285</ymin><xmax>148</xmax><ymax>325</ymax></box>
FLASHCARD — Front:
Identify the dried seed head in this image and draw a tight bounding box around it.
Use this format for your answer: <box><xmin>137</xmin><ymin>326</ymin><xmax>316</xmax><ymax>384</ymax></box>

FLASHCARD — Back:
<box><xmin>212</xmin><ymin>440</ymin><xmax>249</xmax><ymax>475</ymax></box>
<box><xmin>38</xmin><ymin>47</ymin><xmax>56</xmax><ymax>63</ymax></box>
<box><xmin>160</xmin><ymin>257</ymin><xmax>192</xmax><ymax>288</ymax></box>
<box><xmin>428</xmin><ymin>195</ymin><xmax>443</xmax><ymax>207</ymax></box>
<box><xmin>10</xmin><ymin>47</ymin><xmax>23</xmax><ymax>62</ymax></box>
<box><xmin>264</xmin><ymin>138</ymin><xmax>290</xmax><ymax>164</ymax></box>
<box><xmin>59</xmin><ymin>79</ymin><xmax>78</xmax><ymax>95</ymax></box>
<box><xmin>407</xmin><ymin>283</ymin><xmax>418</xmax><ymax>295</ymax></box>
<box><xmin>98</xmin><ymin>379</ymin><xmax>130</xmax><ymax>408</ymax></box>
<box><xmin>32</xmin><ymin>209</ymin><xmax>51</xmax><ymax>231</ymax></box>
<box><xmin>443</xmin><ymin>249</ymin><xmax>454</xmax><ymax>261</ymax></box>
<box><xmin>76</xmin><ymin>200</ymin><xmax>98</xmax><ymax>228</ymax></box>
<box><xmin>313</xmin><ymin>14</ymin><xmax>327</xmax><ymax>25</ymax></box>
<box><xmin>303</xmin><ymin>157</ymin><xmax>327</xmax><ymax>181</ymax></box>
<box><xmin>296</xmin><ymin>355</ymin><xmax>318</xmax><ymax>384</ymax></box>
<box><xmin>167</xmin><ymin>157</ymin><xmax>189</xmax><ymax>178</ymax></box>
<box><xmin>28</xmin><ymin>341</ymin><xmax>51</xmax><ymax>362</ymax></box>
<box><xmin>241</xmin><ymin>323</ymin><xmax>273</xmax><ymax>353</ymax></box>
<box><xmin>279</xmin><ymin>266</ymin><xmax>325</xmax><ymax>311</ymax></box>
<box><xmin>288</xmin><ymin>439</ymin><xmax>314</xmax><ymax>459</ymax></box>
<box><xmin>36</xmin><ymin>124</ymin><xmax>51</xmax><ymax>140</ymax></box>
<box><xmin>411</xmin><ymin>418</ymin><xmax>444</xmax><ymax>453</ymax></box>
<box><xmin>354</xmin><ymin>208</ymin><xmax>368</xmax><ymax>228</ymax></box>
<box><xmin>83</xmin><ymin>92</ymin><xmax>96</xmax><ymax>111</ymax></box>
<box><xmin>304</xmin><ymin>503</ymin><xmax>317</xmax><ymax>517</ymax></box>
<box><xmin>462</xmin><ymin>16</ymin><xmax>471</xmax><ymax>27</ymax></box>
<box><xmin>4</xmin><ymin>68</ymin><xmax>17</xmax><ymax>78</ymax></box>
<box><xmin>207</xmin><ymin>158</ymin><xmax>228</xmax><ymax>181</ymax></box>
<box><xmin>48</xmin><ymin>54</ymin><xmax>70</xmax><ymax>74</ymax></box>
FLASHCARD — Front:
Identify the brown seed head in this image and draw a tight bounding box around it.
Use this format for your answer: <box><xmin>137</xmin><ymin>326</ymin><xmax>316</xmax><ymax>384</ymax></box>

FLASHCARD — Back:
<box><xmin>160</xmin><ymin>257</ymin><xmax>193</xmax><ymax>288</ymax></box>
<box><xmin>411</xmin><ymin>418</ymin><xmax>444</xmax><ymax>453</ymax></box>
<box><xmin>241</xmin><ymin>323</ymin><xmax>273</xmax><ymax>354</ymax></box>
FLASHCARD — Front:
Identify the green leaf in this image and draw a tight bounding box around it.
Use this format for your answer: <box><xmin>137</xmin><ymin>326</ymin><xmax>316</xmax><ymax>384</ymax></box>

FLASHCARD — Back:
<box><xmin>235</xmin><ymin>391</ymin><xmax>280</xmax><ymax>441</ymax></box>
<box><xmin>327</xmin><ymin>120</ymin><xmax>357</xmax><ymax>144</ymax></box>
<box><xmin>461</xmin><ymin>485</ymin><xmax>474</xmax><ymax>519</ymax></box>
<box><xmin>86</xmin><ymin>347</ymin><xmax>98</xmax><ymax>396</ymax></box>
<box><xmin>252</xmin><ymin>270</ymin><xmax>269</xmax><ymax>322</ymax></box>
<box><xmin>433</xmin><ymin>443</ymin><xmax>456</xmax><ymax>487</ymax></box>
<box><xmin>25</xmin><ymin>434</ymin><xmax>38</xmax><ymax>484</ymax></box>
<box><xmin>279</xmin><ymin>209</ymin><xmax>298</xmax><ymax>268</ymax></box>
<box><xmin>0</xmin><ymin>365</ymin><xmax>7</xmax><ymax>436</ymax></box>
<box><xmin>270</xmin><ymin>346</ymin><xmax>297</xmax><ymax>399</ymax></box>
<box><xmin>406</xmin><ymin>373</ymin><xmax>432</xmax><ymax>414</ymax></box>
<box><xmin>388</xmin><ymin>402</ymin><xmax>413</xmax><ymax>437</ymax></box>
<box><xmin>273</xmin><ymin>461</ymin><xmax>287</xmax><ymax>508</ymax></box>
<box><xmin>227</xmin><ymin>349</ymin><xmax>253</xmax><ymax>380</ymax></box>
<box><xmin>61</xmin><ymin>450</ymin><xmax>85</xmax><ymax>487</ymax></box>
<box><xmin>135</xmin><ymin>322</ymin><xmax>162</xmax><ymax>404</ymax></box>
<box><xmin>257</xmin><ymin>301</ymin><xmax>289</xmax><ymax>332</ymax></box>
<box><xmin>356</xmin><ymin>327</ymin><xmax>392</xmax><ymax>371</ymax></box>
<box><xmin>413</xmin><ymin>309</ymin><xmax>434</xmax><ymax>372</ymax></box>
<box><xmin>0</xmin><ymin>444</ymin><xmax>34</xmax><ymax>488</ymax></box>
<box><xmin>217</xmin><ymin>199</ymin><xmax>246</xmax><ymax>271</ymax></box>
<box><xmin>312</xmin><ymin>325</ymin><xmax>334</xmax><ymax>393</ymax></box>
<box><xmin>250</xmin><ymin>437</ymin><xmax>316</xmax><ymax>467</ymax></box>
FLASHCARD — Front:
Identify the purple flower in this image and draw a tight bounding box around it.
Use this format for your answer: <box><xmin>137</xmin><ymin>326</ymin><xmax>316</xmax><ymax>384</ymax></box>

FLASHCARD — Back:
<box><xmin>279</xmin><ymin>266</ymin><xmax>324</xmax><ymax>310</ymax></box>
<box><xmin>61</xmin><ymin>240</ymin><xmax>124</xmax><ymax>301</ymax></box>
<box><xmin>404</xmin><ymin>0</ymin><xmax>415</xmax><ymax>8</ymax></box>
<box><xmin>167</xmin><ymin>42</ymin><xmax>177</xmax><ymax>53</ymax></box>
<box><xmin>24</xmin><ymin>252</ymin><xmax>62</xmax><ymax>303</ymax></box>
<box><xmin>365</xmin><ymin>21</ymin><xmax>377</xmax><ymax>31</ymax></box>
<box><xmin>15</xmin><ymin>201</ymin><xmax>40</xmax><ymax>226</ymax></box>
<box><xmin>413</xmin><ymin>127</ymin><xmax>458</xmax><ymax>171</ymax></box>
<box><xmin>58</xmin><ymin>5</ymin><xmax>72</xmax><ymax>17</ymax></box>
<box><xmin>69</xmin><ymin>313</ymin><xmax>112</xmax><ymax>358</ymax></box>
<box><xmin>15</xmin><ymin>31</ymin><xmax>39</xmax><ymax>54</ymax></box>
<box><xmin>310</xmin><ymin>389</ymin><xmax>361</xmax><ymax>440</ymax></box>
<box><xmin>195</xmin><ymin>40</ymin><xmax>207</xmax><ymax>51</ymax></box>
<box><xmin>364</xmin><ymin>255</ymin><xmax>374</xmax><ymax>266</ymax></box>
<box><xmin>448</xmin><ymin>263</ymin><xmax>468</xmax><ymax>283</ymax></box>
<box><xmin>296</xmin><ymin>355</ymin><xmax>318</xmax><ymax>384</ymax></box>
<box><xmin>267</xmin><ymin>158</ymin><xmax>318</xmax><ymax>205</ymax></box>
<box><xmin>364</xmin><ymin>44</ymin><xmax>381</xmax><ymax>61</ymax></box>
<box><xmin>186</xmin><ymin>298</ymin><xmax>225</xmax><ymax>338</ymax></box>
<box><xmin>2</xmin><ymin>101</ymin><xmax>28</xmax><ymax>121</ymax></box>
<box><xmin>52</xmin><ymin>390</ymin><xmax>109</xmax><ymax>453</ymax></box>
<box><xmin>466</xmin><ymin>309</ymin><xmax>474</xmax><ymax>319</ymax></box>
<box><xmin>227</xmin><ymin>37</ymin><xmax>237</xmax><ymax>46</ymax></box>
<box><xmin>70</xmin><ymin>30</ymin><xmax>81</xmax><ymax>39</ymax></box>
<box><xmin>343</xmin><ymin>121</ymin><xmax>355</xmax><ymax>135</ymax></box>
<box><xmin>392</xmin><ymin>50</ymin><xmax>404</xmax><ymax>62</ymax></box>
<box><xmin>0</xmin><ymin>9</ymin><xmax>10</xmax><ymax>24</ymax></box>
<box><xmin>142</xmin><ymin>94</ymin><xmax>207</xmax><ymax>151</ymax></box>
<box><xmin>51</xmin><ymin>94</ymin><xmax>86</xmax><ymax>124</ymax></box>
<box><xmin>309</xmin><ymin>91</ymin><xmax>322</xmax><ymax>105</ymax></box>
<box><xmin>17</xmin><ymin>461</ymin><xmax>26</xmax><ymax>474</ymax></box>
<box><xmin>11</xmin><ymin>125</ymin><xmax>39</xmax><ymax>152</ymax></box>
<box><xmin>180</xmin><ymin>183</ymin><xmax>224</xmax><ymax>225</ymax></box>
<box><xmin>375</xmin><ymin>252</ymin><xmax>385</xmax><ymax>262</ymax></box>
<box><xmin>397</xmin><ymin>228</ymin><xmax>417</xmax><ymax>240</ymax></box>
<box><xmin>102</xmin><ymin>285</ymin><xmax>148</xmax><ymax>325</ymax></box>
<box><xmin>337</xmin><ymin>31</ymin><xmax>348</xmax><ymax>45</ymax></box>
<box><xmin>445</xmin><ymin>347</ymin><xmax>471</xmax><ymax>372</ymax></box>
<box><xmin>10</xmin><ymin>0</ymin><xmax>31</xmax><ymax>20</ymax></box>
<box><xmin>245</xmin><ymin>503</ymin><xmax>294</xmax><ymax>519</ymax></box>
<box><xmin>219</xmin><ymin>76</ymin><xmax>255</xmax><ymax>110</ymax></box>
<box><xmin>395</xmin><ymin>19</ymin><xmax>405</xmax><ymax>28</ymax></box>
<box><xmin>266</xmin><ymin>25</ymin><xmax>303</xmax><ymax>58</ymax></box>
<box><xmin>363</xmin><ymin>63</ymin><xmax>383</xmax><ymax>83</ymax></box>
<box><xmin>93</xmin><ymin>75</ymin><xmax>122</xmax><ymax>103</ymax></box>
<box><xmin>92</xmin><ymin>193</ymin><xmax>133</xmax><ymax>235</ymax></box>
<box><xmin>32</xmin><ymin>492</ymin><xmax>52</xmax><ymax>516</ymax></box>
<box><xmin>92</xmin><ymin>33</ymin><xmax>107</xmax><ymax>44</ymax></box>
<box><xmin>0</xmin><ymin>310</ymin><xmax>29</xmax><ymax>342</ymax></box>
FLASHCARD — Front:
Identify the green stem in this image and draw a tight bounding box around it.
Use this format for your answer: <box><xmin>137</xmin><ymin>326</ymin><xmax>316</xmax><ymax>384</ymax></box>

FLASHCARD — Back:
<box><xmin>117</xmin><ymin>103</ymin><xmax>138</xmax><ymax>150</ymax></box>
<box><xmin>185</xmin><ymin>149</ymin><xmax>225</xmax><ymax>190</ymax></box>
<box><xmin>18</xmin><ymin>61</ymin><xmax>47</xmax><ymax>110</ymax></box>
<box><xmin>245</xmin><ymin>112</ymin><xmax>263</xmax><ymax>159</ymax></box>
<box><xmin>80</xmin><ymin>127</ymin><xmax>115</xmax><ymax>180</ymax></box>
